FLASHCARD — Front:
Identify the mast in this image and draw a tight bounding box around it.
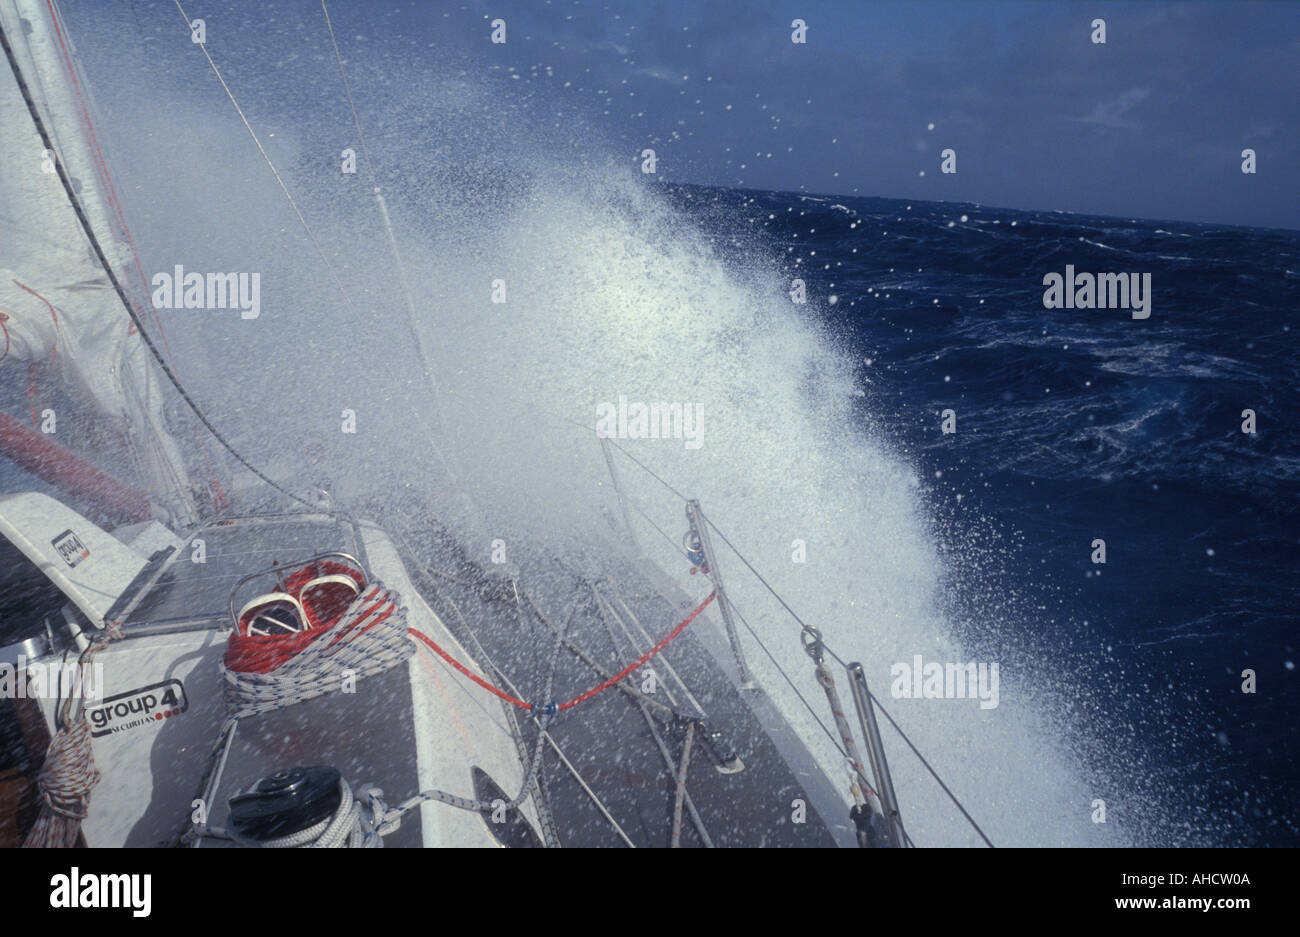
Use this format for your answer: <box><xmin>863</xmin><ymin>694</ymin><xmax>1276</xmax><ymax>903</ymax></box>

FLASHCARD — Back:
<box><xmin>0</xmin><ymin>0</ymin><xmax>199</xmax><ymax>526</ymax></box>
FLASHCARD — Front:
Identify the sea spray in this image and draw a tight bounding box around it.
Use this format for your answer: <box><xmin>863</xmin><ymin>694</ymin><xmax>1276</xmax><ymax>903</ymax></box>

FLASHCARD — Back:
<box><xmin>72</xmin><ymin>15</ymin><xmax>1145</xmax><ymax>847</ymax></box>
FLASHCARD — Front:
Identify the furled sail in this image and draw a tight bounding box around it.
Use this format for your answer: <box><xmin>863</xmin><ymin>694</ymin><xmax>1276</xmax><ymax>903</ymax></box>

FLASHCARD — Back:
<box><xmin>0</xmin><ymin>0</ymin><xmax>197</xmax><ymax>525</ymax></box>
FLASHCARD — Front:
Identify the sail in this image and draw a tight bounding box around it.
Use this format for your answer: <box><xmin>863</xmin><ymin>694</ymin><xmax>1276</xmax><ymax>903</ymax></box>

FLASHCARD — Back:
<box><xmin>0</xmin><ymin>0</ymin><xmax>197</xmax><ymax>525</ymax></box>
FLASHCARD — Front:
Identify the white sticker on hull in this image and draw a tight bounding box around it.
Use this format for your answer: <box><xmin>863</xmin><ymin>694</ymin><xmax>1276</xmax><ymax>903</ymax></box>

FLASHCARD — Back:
<box><xmin>51</xmin><ymin>529</ymin><xmax>90</xmax><ymax>568</ymax></box>
<box><xmin>87</xmin><ymin>679</ymin><xmax>188</xmax><ymax>738</ymax></box>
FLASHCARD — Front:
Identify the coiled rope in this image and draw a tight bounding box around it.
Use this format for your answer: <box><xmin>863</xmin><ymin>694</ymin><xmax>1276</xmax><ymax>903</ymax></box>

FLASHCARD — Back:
<box><xmin>221</xmin><ymin>582</ymin><xmax>413</xmax><ymax>717</ymax></box>
<box><xmin>190</xmin><ymin>580</ymin><xmax>569</xmax><ymax>847</ymax></box>
<box><xmin>199</xmin><ymin>779</ymin><xmax>384</xmax><ymax>848</ymax></box>
<box><xmin>22</xmin><ymin>624</ymin><xmax>122</xmax><ymax>848</ymax></box>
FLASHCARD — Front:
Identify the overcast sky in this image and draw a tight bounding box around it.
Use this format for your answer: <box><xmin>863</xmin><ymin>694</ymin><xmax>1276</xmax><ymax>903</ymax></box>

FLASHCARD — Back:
<box><xmin>415</xmin><ymin>0</ymin><xmax>1300</xmax><ymax>229</ymax></box>
<box><xmin>72</xmin><ymin>0</ymin><xmax>1300</xmax><ymax>230</ymax></box>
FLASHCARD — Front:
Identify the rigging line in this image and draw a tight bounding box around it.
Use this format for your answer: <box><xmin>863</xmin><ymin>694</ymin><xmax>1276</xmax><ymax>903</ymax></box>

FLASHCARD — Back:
<box><xmin>559</xmin><ymin>417</ymin><xmax>692</xmax><ymax>503</ymax></box>
<box><xmin>170</xmin><ymin>0</ymin><xmax>353</xmax><ymax>311</ymax></box>
<box><xmin>319</xmin><ymin>0</ymin><xmax>376</xmax><ymax>181</ymax></box>
<box><xmin>521</xmin><ymin>587</ymin><xmax>696</xmax><ymax>725</ymax></box>
<box><xmin>542</xmin><ymin>729</ymin><xmax>637</xmax><ymax>848</ymax></box>
<box><xmin>432</xmin><ymin>578</ymin><xmax>633</xmax><ymax>847</ymax></box>
<box><xmin>670</xmin><ymin>721</ymin><xmax>695</xmax><ymax>849</ymax></box>
<box><xmin>622</xmin><ymin>489</ymin><xmax>689</xmax><ymax>558</ymax></box>
<box><xmin>318</xmin><ymin>0</ymin><xmax>463</xmax><ymax>498</ymax></box>
<box><xmin>178</xmin><ymin>0</ymin><xmax>462</xmax><ymax>507</ymax></box>
<box><xmin>699</xmin><ymin>506</ymin><xmax>817</xmax><ymax>633</ymax></box>
<box><xmin>604</xmin><ymin>494</ymin><xmax>852</xmax><ymax>789</ymax></box>
<box><xmin>698</xmin><ymin>506</ymin><xmax>986</xmax><ymax>846</ymax></box>
<box><xmin>637</xmin><ymin>696</ymin><xmax>714</xmax><ymax>847</ymax></box>
<box><xmin>0</xmin><ymin>16</ymin><xmax>314</xmax><ymax>511</ymax></box>
<box><xmin>606</xmin><ymin>438</ymin><xmax>691</xmax><ymax>502</ymax></box>
<box><xmin>596</xmin><ymin>579</ymin><xmax>706</xmax><ymax>717</ymax></box>
<box><xmin>823</xmin><ymin>653</ymin><xmax>993</xmax><ymax>849</ymax></box>
<box><xmin>591</xmin><ymin>585</ymin><xmax>684</xmax><ymax>710</ymax></box>
<box><xmin>319</xmin><ymin>0</ymin><xmax>421</xmax><ymax>322</ymax></box>
<box><xmin>588</xmin><ymin>581</ymin><xmax>714</xmax><ymax>847</ymax></box>
<box><xmin>728</xmin><ymin>595</ymin><xmax>921</xmax><ymax>847</ymax></box>
<box><xmin>556</xmin><ymin>421</ymin><xmax>976</xmax><ymax>845</ymax></box>
<box><xmin>580</xmin><ymin>433</ymin><xmax>973</xmax><ymax>846</ymax></box>
<box><xmin>725</xmin><ymin>595</ymin><xmax>850</xmax><ymax>763</ymax></box>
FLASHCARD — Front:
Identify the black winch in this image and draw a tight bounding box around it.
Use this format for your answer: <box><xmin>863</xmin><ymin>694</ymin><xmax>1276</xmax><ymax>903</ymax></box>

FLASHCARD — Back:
<box><xmin>228</xmin><ymin>766</ymin><xmax>343</xmax><ymax>841</ymax></box>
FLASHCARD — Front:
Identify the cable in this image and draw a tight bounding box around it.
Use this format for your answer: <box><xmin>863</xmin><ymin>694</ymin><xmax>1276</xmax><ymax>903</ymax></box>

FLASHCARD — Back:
<box><xmin>846</xmin><ymin>679</ymin><xmax>994</xmax><ymax>849</ymax></box>
<box><xmin>0</xmin><ymin>15</ymin><xmax>314</xmax><ymax>511</ymax></box>
<box><xmin>171</xmin><ymin>0</ymin><xmax>354</xmax><ymax>312</ymax></box>
<box><xmin>606</xmin><ymin>447</ymin><xmax>993</xmax><ymax>846</ymax></box>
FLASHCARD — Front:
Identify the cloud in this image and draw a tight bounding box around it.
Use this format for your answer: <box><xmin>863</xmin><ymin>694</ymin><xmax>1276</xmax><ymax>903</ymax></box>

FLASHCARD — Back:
<box><xmin>1072</xmin><ymin>87</ymin><xmax>1151</xmax><ymax>130</ymax></box>
<box><xmin>636</xmin><ymin>65</ymin><xmax>688</xmax><ymax>85</ymax></box>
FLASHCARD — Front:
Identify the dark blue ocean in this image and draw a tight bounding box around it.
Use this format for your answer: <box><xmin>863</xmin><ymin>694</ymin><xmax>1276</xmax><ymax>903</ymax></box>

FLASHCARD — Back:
<box><xmin>665</xmin><ymin>183</ymin><xmax>1299</xmax><ymax>846</ymax></box>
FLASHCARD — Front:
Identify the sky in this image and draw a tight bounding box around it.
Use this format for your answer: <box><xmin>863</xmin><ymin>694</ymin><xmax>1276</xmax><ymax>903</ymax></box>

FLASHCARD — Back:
<box><xmin>67</xmin><ymin>0</ymin><xmax>1300</xmax><ymax>230</ymax></box>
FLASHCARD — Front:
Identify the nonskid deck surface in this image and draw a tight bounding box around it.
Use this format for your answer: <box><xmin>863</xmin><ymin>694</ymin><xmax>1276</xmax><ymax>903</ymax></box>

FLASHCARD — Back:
<box><xmin>401</xmin><ymin>524</ymin><xmax>846</xmax><ymax>848</ymax></box>
<box><xmin>204</xmin><ymin>665</ymin><xmax>423</xmax><ymax>848</ymax></box>
<box><xmin>123</xmin><ymin>514</ymin><xmax>367</xmax><ymax>627</ymax></box>
<box><xmin>59</xmin><ymin>507</ymin><xmax>848</xmax><ymax>847</ymax></box>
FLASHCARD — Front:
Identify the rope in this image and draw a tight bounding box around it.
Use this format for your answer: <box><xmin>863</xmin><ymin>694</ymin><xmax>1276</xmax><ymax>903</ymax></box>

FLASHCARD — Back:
<box><xmin>726</xmin><ymin>593</ymin><xmax>851</xmax><ymax>761</ymax></box>
<box><xmin>171</xmin><ymin>1</ymin><xmax>353</xmax><ymax>313</ymax></box>
<box><xmin>587</xmin><ymin>581</ymin><xmax>715</xmax><ymax>847</ymax></box>
<box><xmin>222</xmin><ymin>584</ymin><xmax>413</xmax><ymax>715</ymax></box>
<box><xmin>23</xmin><ymin>625</ymin><xmax>123</xmax><ymax>848</ymax></box>
<box><xmin>0</xmin><ymin>16</ymin><xmax>315</xmax><ymax>512</ymax></box>
<box><xmin>325</xmin><ymin>606</ymin><xmax>575</xmax><ymax>838</ymax></box>
<box><xmin>815</xmin><ymin>662</ymin><xmax>879</xmax><ymax>809</ymax></box>
<box><xmin>523</xmin><ymin>590</ymin><xmax>692</xmax><ymax>723</ymax></box>
<box><xmin>593</xmin><ymin>437</ymin><xmax>993</xmax><ymax>847</ymax></box>
<box><xmin>670</xmin><ymin>720</ymin><xmax>694</xmax><ymax>848</ymax></box>
<box><xmin>445</xmin><ymin>581</ymin><xmax>631</xmax><ymax>847</ymax></box>
<box><xmin>191</xmin><ymin>581</ymin><xmax>566</xmax><ymax>846</ymax></box>
<box><xmin>691</xmin><ymin>506</ymin><xmax>991</xmax><ymax>846</ymax></box>
<box><xmin>23</xmin><ymin>717</ymin><xmax>98</xmax><ymax>847</ymax></box>
<box><xmin>848</xmin><ymin>682</ymin><xmax>994</xmax><ymax>849</ymax></box>
<box><xmin>406</xmin><ymin>590</ymin><xmax>716</xmax><ymax>714</ymax></box>
<box><xmin>182</xmin><ymin>582</ymin><xmax>414</xmax><ymax>844</ymax></box>
<box><xmin>387</xmin><ymin>532</ymin><xmax>637</xmax><ymax>846</ymax></box>
<box><xmin>558</xmin><ymin>591</ymin><xmax>714</xmax><ymax>711</ymax></box>
<box><xmin>317</xmin><ymin>0</ymin><xmax>466</xmax><ymax>509</ymax></box>
<box><xmin>198</xmin><ymin>779</ymin><xmax>381</xmax><ymax>848</ymax></box>
<box><xmin>407</xmin><ymin>628</ymin><xmax>533</xmax><ymax>711</ymax></box>
<box><xmin>591</xmin><ymin>581</ymin><xmax>703</xmax><ymax>716</ymax></box>
<box><xmin>501</xmin><ymin>703</ymin><xmax>561</xmax><ymax>849</ymax></box>
<box><xmin>586</xmin><ymin>430</ymin><xmax>691</xmax><ymax>503</ymax></box>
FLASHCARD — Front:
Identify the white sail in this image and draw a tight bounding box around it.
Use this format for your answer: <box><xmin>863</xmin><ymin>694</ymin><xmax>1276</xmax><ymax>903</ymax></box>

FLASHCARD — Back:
<box><xmin>0</xmin><ymin>0</ymin><xmax>197</xmax><ymax>525</ymax></box>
